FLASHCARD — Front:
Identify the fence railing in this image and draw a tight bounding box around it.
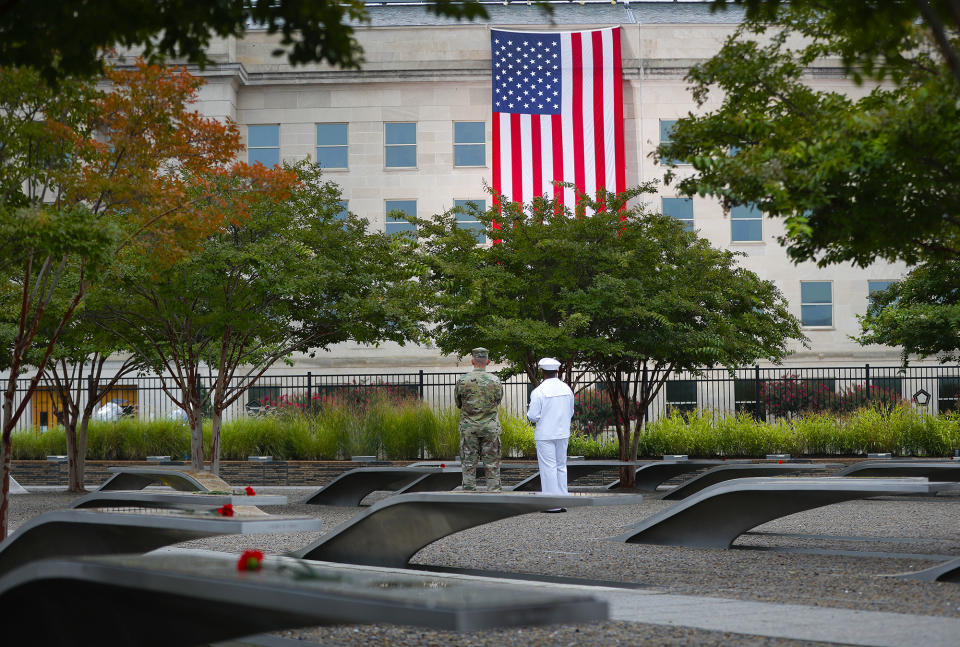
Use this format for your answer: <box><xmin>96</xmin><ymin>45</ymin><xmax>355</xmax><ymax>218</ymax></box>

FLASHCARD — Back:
<box><xmin>8</xmin><ymin>364</ymin><xmax>960</xmax><ymax>434</ymax></box>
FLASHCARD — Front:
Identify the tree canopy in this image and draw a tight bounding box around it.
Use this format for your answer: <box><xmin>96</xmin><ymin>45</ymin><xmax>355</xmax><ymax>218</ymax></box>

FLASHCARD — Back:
<box><xmin>0</xmin><ymin>0</ymin><xmax>500</xmax><ymax>83</ymax></box>
<box><xmin>95</xmin><ymin>162</ymin><xmax>426</xmax><ymax>473</ymax></box>
<box><xmin>857</xmin><ymin>260</ymin><xmax>960</xmax><ymax>365</ymax></box>
<box><xmin>418</xmin><ymin>189</ymin><xmax>804</xmax><ymax>485</ymax></box>
<box><xmin>660</xmin><ymin>2</ymin><xmax>960</xmax><ymax>267</ymax></box>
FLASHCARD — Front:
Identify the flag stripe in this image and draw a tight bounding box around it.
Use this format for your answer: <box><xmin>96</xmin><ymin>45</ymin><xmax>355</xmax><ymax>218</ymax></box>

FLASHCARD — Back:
<box><xmin>612</xmin><ymin>27</ymin><xmax>625</xmax><ymax>198</ymax></box>
<box><xmin>530</xmin><ymin>114</ymin><xmax>542</xmax><ymax>200</ymax></box>
<box><xmin>551</xmin><ymin>113</ymin><xmax>563</xmax><ymax>204</ymax></box>
<box><xmin>592</xmin><ymin>30</ymin><xmax>606</xmax><ymax>195</ymax></box>
<box><xmin>510</xmin><ymin>112</ymin><xmax>523</xmax><ymax>204</ymax></box>
<box><xmin>492</xmin><ymin>112</ymin><xmax>501</xmax><ymax>209</ymax></box>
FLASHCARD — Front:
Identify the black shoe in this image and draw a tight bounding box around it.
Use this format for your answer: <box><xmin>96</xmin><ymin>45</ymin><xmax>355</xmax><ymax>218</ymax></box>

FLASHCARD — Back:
<box><xmin>541</xmin><ymin>507</ymin><xmax>567</xmax><ymax>513</ymax></box>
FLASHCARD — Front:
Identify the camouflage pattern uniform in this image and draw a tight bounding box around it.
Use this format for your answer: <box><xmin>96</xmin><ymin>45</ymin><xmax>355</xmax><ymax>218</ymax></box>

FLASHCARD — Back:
<box><xmin>455</xmin><ymin>348</ymin><xmax>503</xmax><ymax>491</ymax></box>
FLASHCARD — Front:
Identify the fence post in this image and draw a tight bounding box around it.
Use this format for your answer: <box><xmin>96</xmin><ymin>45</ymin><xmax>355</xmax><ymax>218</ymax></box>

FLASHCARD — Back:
<box><xmin>418</xmin><ymin>369</ymin><xmax>424</xmax><ymax>399</ymax></box>
<box><xmin>753</xmin><ymin>365</ymin><xmax>762</xmax><ymax>421</ymax></box>
<box><xmin>864</xmin><ymin>363</ymin><xmax>870</xmax><ymax>402</ymax></box>
<box><xmin>307</xmin><ymin>371</ymin><xmax>313</xmax><ymax>407</ymax></box>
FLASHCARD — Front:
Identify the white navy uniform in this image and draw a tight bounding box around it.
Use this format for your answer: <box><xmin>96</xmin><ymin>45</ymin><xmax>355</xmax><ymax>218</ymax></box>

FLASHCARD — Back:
<box><xmin>526</xmin><ymin>376</ymin><xmax>574</xmax><ymax>495</ymax></box>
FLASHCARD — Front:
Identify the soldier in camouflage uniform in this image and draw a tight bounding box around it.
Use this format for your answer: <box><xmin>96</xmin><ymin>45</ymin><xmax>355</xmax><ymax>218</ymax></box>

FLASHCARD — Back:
<box><xmin>454</xmin><ymin>347</ymin><xmax>504</xmax><ymax>491</ymax></box>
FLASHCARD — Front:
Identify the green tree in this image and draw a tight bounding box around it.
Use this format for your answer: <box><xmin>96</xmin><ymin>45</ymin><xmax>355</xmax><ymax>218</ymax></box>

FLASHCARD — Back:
<box><xmin>0</xmin><ymin>62</ymin><xmax>294</xmax><ymax>538</ymax></box>
<box><xmin>95</xmin><ymin>163</ymin><xmax>425</xmax><ymax>474</ymax></box>
<box><xmin>0</xmin><ymin>0</ymin><xmax>504</xmax><ymax>83</ymax></box>
<box><xmin>418</xmin><ymin>189</ymin><xmax>804</xmax><ymax>486</ymax></box>
<box><xmin>659</xmin><ymin>3</ymin><xmax>960</xmax><ymax>267</ymax></box>
<box><xmin>857</xmin><ymin>260</ymin><xmax>960</xmax><ymax>364</ymax></box>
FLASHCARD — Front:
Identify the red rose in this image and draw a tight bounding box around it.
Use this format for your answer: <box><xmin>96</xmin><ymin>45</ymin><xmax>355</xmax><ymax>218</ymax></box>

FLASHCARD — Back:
<box><xmin>244</xmin><ymin>486</ymin><xmax>256</xmax><ymax>496</ymax></box>
<box><xmin>217</xmin><ymin>503</ymin><xmax>235</xmax><ymax>517</ymax></box>
<box><xmin>237</xmin><ymin>549</ymin><xmax>264</xmax><ymax>572</ymax></box>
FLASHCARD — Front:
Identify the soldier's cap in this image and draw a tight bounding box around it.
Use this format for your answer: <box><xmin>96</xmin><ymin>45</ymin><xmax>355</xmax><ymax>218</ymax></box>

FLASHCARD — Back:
<box><xmin>471</xmin><ymin>347</ymin><xmax>489</xmax><ymax>360</ymax></box>
<box><xmin>538</xmin><ymin>357</ymin><xmax>561</xmax><ymax>371</ymax></box>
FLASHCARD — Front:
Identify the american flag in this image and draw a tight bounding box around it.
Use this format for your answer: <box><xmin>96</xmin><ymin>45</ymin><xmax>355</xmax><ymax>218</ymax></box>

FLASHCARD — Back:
<box><xmin>491</xmin><ymin>27</ymin><xmax>625</xmax><ymax>208</ymax></box>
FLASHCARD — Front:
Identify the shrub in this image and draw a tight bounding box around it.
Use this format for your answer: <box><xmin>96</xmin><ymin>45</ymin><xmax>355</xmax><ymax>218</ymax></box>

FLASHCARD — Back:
<box><xmin>572</xmin><ymin>388</ymin><xmax>618</xmax><ymax>435</ymax></box>
<box><xmin>759</xmin><ymin>375</ymin><xmax>837</xmax><ymax>418</ymax></box>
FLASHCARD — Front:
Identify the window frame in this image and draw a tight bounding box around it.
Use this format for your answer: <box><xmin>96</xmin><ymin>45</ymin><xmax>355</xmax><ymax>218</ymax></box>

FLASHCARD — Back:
<box><xmin>730</xmin><ymin>204</ymin><xmax>763</xmax><ymax>243</ymax></box>
<box><xmin>662</xmin><ymin>197</ymin><xmax>694</xmax><ymax>231</ymax></box>
<box><xmin>384</xmin><ymin>122</ymin><xmax>417</xmax><ymax>169</ymax></box>
<box><xmin>247</xmin><ymin>124</ymin><xmax>280</xmax><ymax>167</ymax></box>
<box><xmin>665</xmin><ymin>379</ymin><xmax>697</xmax><ymax>414</ymax></box>
<box><xmin>659</xmin><ymin>119</ymin><xmax>686</xmax><ymax>166</ymax></box>
<box><xmin>453</xmin><ymin>199</ymin><xmax>487</xmax><ymax>243</ymax></box>
<box><xmin>453</xmin><ymin>121</ymin><xmax>486</xmax><ymax>168</ymax></box>
<box><xmin>316</xmin><ymin>123</ymin><xmax>349</xmax><ymax>170</ymax></box>
<box><xmin>800</xmin><ymin>280</ymin><xmax>833</xmax><ymax>328</ymax></box>
<box><xmin>385</xmin><ymin>199</ymin><xmax>418</xmax><ymax>237</ymax></box>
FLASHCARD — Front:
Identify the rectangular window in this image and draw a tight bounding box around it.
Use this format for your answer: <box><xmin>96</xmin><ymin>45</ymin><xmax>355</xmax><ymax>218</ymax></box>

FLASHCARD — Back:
<box><xmin>662</xmin><ymin>197</ymin><xmax>694</xmax><ymax>231</ymax></box>
<box><xmin>659</xmin><ymin>119</ymin><xmax>681</xmax><ymax>164</ymax></box>
<box><xmin>870</xmin><ymin>376</ymin><xmax>902</xmax><ymax>401</ymax></box>
<box><xmin>938</xmin><ymin>377</ymin><xmax>959</xmax><ymax>413</ymax></box>
<box><xmin>666</xmin><ymin>380</ymin><xmax>697</xmax><ymax>414</ymax></box>
<box><xmin>454</xmin><ymin>122</ymin><xmax>485</xmax><ymax>167</ymax></box>
<box><xmin>336</xmin><ymin>200</ymin><xmax>348</xmax><ymax>221</ymax></box>
<box><xmin>316</xmin><ymin>123</ymin><xmax>348</xmax><ymax>169</ymax></box>
<box><xmin>454</xmin><ymin>199</ymin><xmax>486</xmax><ymax>242</ymax></box>
<box><xmin>385</xmin><ymin>122</ymin><xmax>416</xmax><ymax>168</ymax></box>
<box><xmin>385</xmin><ymin>199</ymin><xmax>417</xmax><ymax>237</ymax></box>
<box><xmin>731</xmin><ymin>204</ymin><xmax>762</xmax><ymax>242</ymax></box>
<box><xmin>800</xmin><ymin>281</ymin><xmax>832</xmax><ymax>327</ymax></box>
<box><xmin>248</xmin><ymin>125</ymin><xmax>279</xmax><ymax>167</ymax></box>
<box><xmin>868</xmin><ymin>280</ymin><xmax>896</xmax><ymax>311</ymax></box>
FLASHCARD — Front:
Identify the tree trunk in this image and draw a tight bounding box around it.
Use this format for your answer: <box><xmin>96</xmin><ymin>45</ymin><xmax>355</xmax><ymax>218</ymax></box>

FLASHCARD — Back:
<box><xmin>67</xmin><ymin>417</ymin><xmax>90</xmax><ymax>492</ymax></box>
<box><xmin>0</xmin><ymin>431</ymin><xmax>11</xmax><ymax>541</ymax></box>
<box><xmin>210</xmin><ymin>407</ymin><xmax>222</xmax><ymax>476</ymax></box>
<box><xmin>188</xmin><ymin>402</ymin><xmax>204</xmax><ymax>472</ymax></box>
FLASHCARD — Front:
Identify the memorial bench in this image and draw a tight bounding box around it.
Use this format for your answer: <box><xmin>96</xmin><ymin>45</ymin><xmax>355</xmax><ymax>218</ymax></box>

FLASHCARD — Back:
<box><xmin>510</xmin><ymin>460</ymin><xmax>650</xmax><ymax>491</ymax></box>
<box><xmin>72</xmin><ymin>490</ymin><xmax>289</xmax><ymax>510</ymax></box>
<box><xmin>0</xmin><ymin>551</ymin><xmax>607</xmax><ymax>646</ymax></box>
<box><xmin>296</xmin><ymin>491</ymin><xmax>644</xmax><ymax>568</ymax></box>
<box><xmin>660</xmin><ymin>463</ymin><xmax>832</xmax><ymax>500</ymax></box>
<box><xmin>0</xmin><ymin>508</ymin><xmax>322</xmax><ymax>578</ymax></box>
<box><xmin>612</xmin><ymin>476</ymin><xmax>957</xmax><ymax>549</ymax></box>
<box><xmin>97</xmin><ymin>466</ymin><xmax>232</xmax><ymax>492</ymax></box>
<box><xmin>836</xmin><ymin>460</ymin><xmax>960</xmax><ymax>481</ymax></box>
<box><xmin>890</xmin><ymin>556</ymin><xmax>960</xmax><ymax>583</ymax></box>
<box><xmin>603</xmin><ymin>460</ymin><xmax>734</xmax><ymax>491</ymax></box>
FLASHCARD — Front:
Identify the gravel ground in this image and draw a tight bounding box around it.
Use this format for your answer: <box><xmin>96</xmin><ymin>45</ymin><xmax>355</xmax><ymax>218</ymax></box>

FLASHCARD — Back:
<box><xmin>7</xmin><ymin>486</ymin><xmax>960</xmax><ymax>646</ymax></box>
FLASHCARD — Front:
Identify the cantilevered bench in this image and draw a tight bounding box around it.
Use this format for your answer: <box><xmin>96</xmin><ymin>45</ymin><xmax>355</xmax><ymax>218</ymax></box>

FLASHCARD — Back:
<box><xmin>295</xmin><ymin>491</ymin><xmax>643</xmax><ymax>568</ymax></box>
<box><xmin>836</xmin><ymin>460</ymin><xmax>960</xmax><ymax>480</ymax></box>
<box><xmin>71</xmin><ymin>490</ymin><xmax>288</xmax><ymax>510</ymax></box>
<box><xmin>510</xmin><ymin>460</ymin><xmax>650</xmax><ymax>491</ymax></box>
<box><xmin>612</xmin><ymin>477</ymin><xmax>956</xmax><ymax>549</ymax></box>
<box><xmin>660</xmin><ymin>463</ymin><xmax>831</xmax><ymax>500</ymax></box>
<box><xmin>890</xmin><ymin>556</ymin><xmax>960</xmax><ymax>583</ymax></box>
<box><xmin>97</xmin><ymin>466</ymin><xmax>233</xmax><ymax>492</ymax></box>
<box><xmin>0</xmin><ymin>552</ymin><xmax>607</xmax><ymax>645</ymax></box>
<box><xmin>604</xmin><ymin>460</ymin><xmax>735</xmax><ymax>491</ymax></box>
<box><xmin>302</xmin><ymin>466</ymin><xmax>442</xmax><ymax>506</ymax></box>
<box><xmin>0</xmin><ymin>508</ymin><xmax>322</xmax><ymax>578</ymax></box>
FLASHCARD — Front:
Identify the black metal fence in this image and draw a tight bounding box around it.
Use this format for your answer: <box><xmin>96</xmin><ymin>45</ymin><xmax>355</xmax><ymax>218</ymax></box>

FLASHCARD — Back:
<box><xmin>9</xmin><ymin>364</ymin><xmax>960</xmax><ymax>434</ymax></box>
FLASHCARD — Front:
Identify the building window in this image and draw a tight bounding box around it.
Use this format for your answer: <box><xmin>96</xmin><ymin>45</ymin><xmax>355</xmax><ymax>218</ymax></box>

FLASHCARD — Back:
<box><xmin>454</xmin><ymin>199</ymin><xmax>486</xmax><ymax>242</ymax></box>
<box><xmin>385</xmin><ymin>200</ymin><xmax>417</xmax><ymax>236</ymax></box>
<box><xmin>316</xmin><ymin>123</ymin><xmax>348</xmax><ymax>169</ymax></box>
<box><xmin>666</xmin><ymin>380</ymin><xmax>697</xmax><ymax>414</ymax></box>
<box><xmin>867</xmin><ymin>280</ymin><xmax>896</xmax><ymax>311</ymax></box>
<box><xmin>870</xmin><ymin>376</ymin><xmax>902</xmax><ymax>402</ymax></box>
<box><xmin>800</xmin><ymin>281</ymin><xmax>832</xmax><ymax>327</ymax></box>
<box><xmin>659</xmin><ymin>119</ymin><xmax>683</xmax><ymax>165</ymax></box>
<box><xmin>335</xmin><ymin>201</ymin><xmax>348</xmax><ymax>221</ymax></box>
<box><xmin>385</xmin><ymin>122</ymin><xmax>416</xmax><ymax>168</ymax></box>
<box><xmin>662</xmin><ymin>197</ymin><xmax>693</xmax><ymax>231</ymax></box>
<box><xmin>248</xmin><ymin>125</ymin><xmax>279</xmax><ymax>166</ymax></box>
<box><xmin>731</xmin><ymin>204</ymin><xmax>762</xmax><ymax>242</ymax></box>
<box><xmin>454</xmin><ymin>122</ymin><xmax>485</xmax><ymax>167</ymax></box>
<box><xmin>938</xmin><ymin>377</ymin><xmax>959</xmax><ymax>413</ymax></box>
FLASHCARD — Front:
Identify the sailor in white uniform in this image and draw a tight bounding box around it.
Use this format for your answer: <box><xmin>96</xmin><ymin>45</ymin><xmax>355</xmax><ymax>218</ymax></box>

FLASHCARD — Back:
<box><xmin>526</xmin><ymin>357</ymin><xmax>575</xmax><ymax>507</ymax></box>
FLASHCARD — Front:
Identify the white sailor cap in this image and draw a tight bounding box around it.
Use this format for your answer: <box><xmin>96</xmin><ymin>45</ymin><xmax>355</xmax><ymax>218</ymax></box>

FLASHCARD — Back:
<box><xmin>538</xmin><ymin>357</ymin><xmax>561</xmax><ymax>371</ymax></box>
